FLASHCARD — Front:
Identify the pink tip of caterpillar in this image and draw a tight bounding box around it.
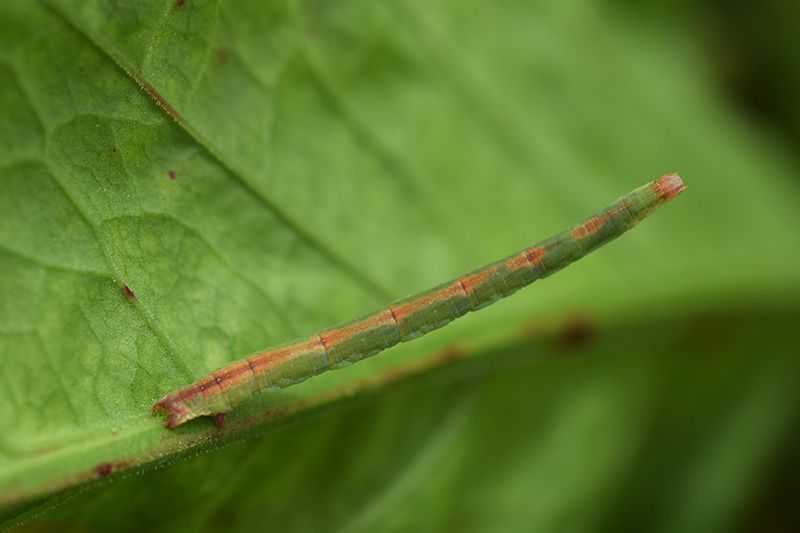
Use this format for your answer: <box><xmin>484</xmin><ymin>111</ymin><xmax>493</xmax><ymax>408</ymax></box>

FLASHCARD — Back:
<box><xmin>656</xmin><ymin>173</ymin><xmax>685</xmax><ymax>199</ymax></box>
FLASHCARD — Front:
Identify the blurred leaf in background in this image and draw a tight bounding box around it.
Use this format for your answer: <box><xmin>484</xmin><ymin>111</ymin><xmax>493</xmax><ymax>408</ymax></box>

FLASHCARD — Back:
<box><xmin>1</xmin><ymin>0</ymin><xmax>799</xmax><ymax>531</ymax></box>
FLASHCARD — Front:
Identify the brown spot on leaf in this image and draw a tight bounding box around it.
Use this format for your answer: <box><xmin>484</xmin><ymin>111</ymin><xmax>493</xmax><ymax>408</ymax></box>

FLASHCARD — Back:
<box><xmin>176</xmin><ymin>0</ymin><xmax>185</xmax><ymax>7</ymax></box>
<box><xmin>168</xmin><ymin>171</ymin><xmax>176</xmax><ymax>180</ymax></box>
<box><xmin>217</xmin><ymin>50</ymin><xmax>227</xmax><ymax>65</ymax></box>
<box><xmin>122</xmin><ymin>285</ymin><xmax>136</xmax><ymax>300</ymax></box>
<box><xmin>555</xmin><ymin>314</ymin><xmax>597</xmax><ymax>353</ymax></box>
<box><xmin>95</xmin><ymin>463</ymin><xmax>113</xmax><ymax>478</ymax></box>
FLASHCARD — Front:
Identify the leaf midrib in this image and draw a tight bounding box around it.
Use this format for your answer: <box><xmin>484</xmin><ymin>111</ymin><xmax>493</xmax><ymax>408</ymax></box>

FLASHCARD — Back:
<box><xmin>41</xmin><ymin>0</ymin><xmax>395</xmax><ymax>304</ymax></box>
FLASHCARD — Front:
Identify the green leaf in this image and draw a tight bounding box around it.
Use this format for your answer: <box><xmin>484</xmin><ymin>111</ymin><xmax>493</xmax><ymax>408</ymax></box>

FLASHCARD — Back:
<box><xmin>1</xmin><ymin>0</ymin><xmax>799</xmax><ymax>530</ymax></box>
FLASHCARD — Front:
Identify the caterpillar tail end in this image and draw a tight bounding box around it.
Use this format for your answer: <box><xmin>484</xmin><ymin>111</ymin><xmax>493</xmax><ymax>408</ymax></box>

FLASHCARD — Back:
<box><xmin>152</xmin><ymin>393</ymin><xmax>191</xmax><ymax>429</ymax></box>
<box><xmin>656</xmin><ymin>173</ymin><xmax>685</xmax><ymax>199</ymax></box>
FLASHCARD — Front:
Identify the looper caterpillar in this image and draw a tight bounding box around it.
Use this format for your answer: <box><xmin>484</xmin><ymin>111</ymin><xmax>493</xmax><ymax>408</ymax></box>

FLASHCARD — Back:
<box><xmin>153</xmin><ymin>174</ymin><xmax>685</xmax><ymax>428</ymax></box>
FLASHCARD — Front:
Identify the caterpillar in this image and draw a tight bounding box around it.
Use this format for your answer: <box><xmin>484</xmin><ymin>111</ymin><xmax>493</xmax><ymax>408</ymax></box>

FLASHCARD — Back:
<box><xmin>153</xmin><ymin>174</ymin><xmax>685</xmax><ymax>428</ymax></box>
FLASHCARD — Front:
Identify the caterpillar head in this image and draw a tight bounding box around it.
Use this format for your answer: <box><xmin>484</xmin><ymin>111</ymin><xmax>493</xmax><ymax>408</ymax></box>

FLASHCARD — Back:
<box><xmin>152</xmin><ymin>392</ymin><xmax>191</xmax><ymax>429</ymax></box>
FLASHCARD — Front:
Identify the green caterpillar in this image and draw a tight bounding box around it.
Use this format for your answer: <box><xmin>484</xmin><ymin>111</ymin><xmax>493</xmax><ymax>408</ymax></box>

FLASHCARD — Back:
<box><xmin>154</xmin><ymin>174</ymin><xmax>685</xmax><ymax>429</ymax></box>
